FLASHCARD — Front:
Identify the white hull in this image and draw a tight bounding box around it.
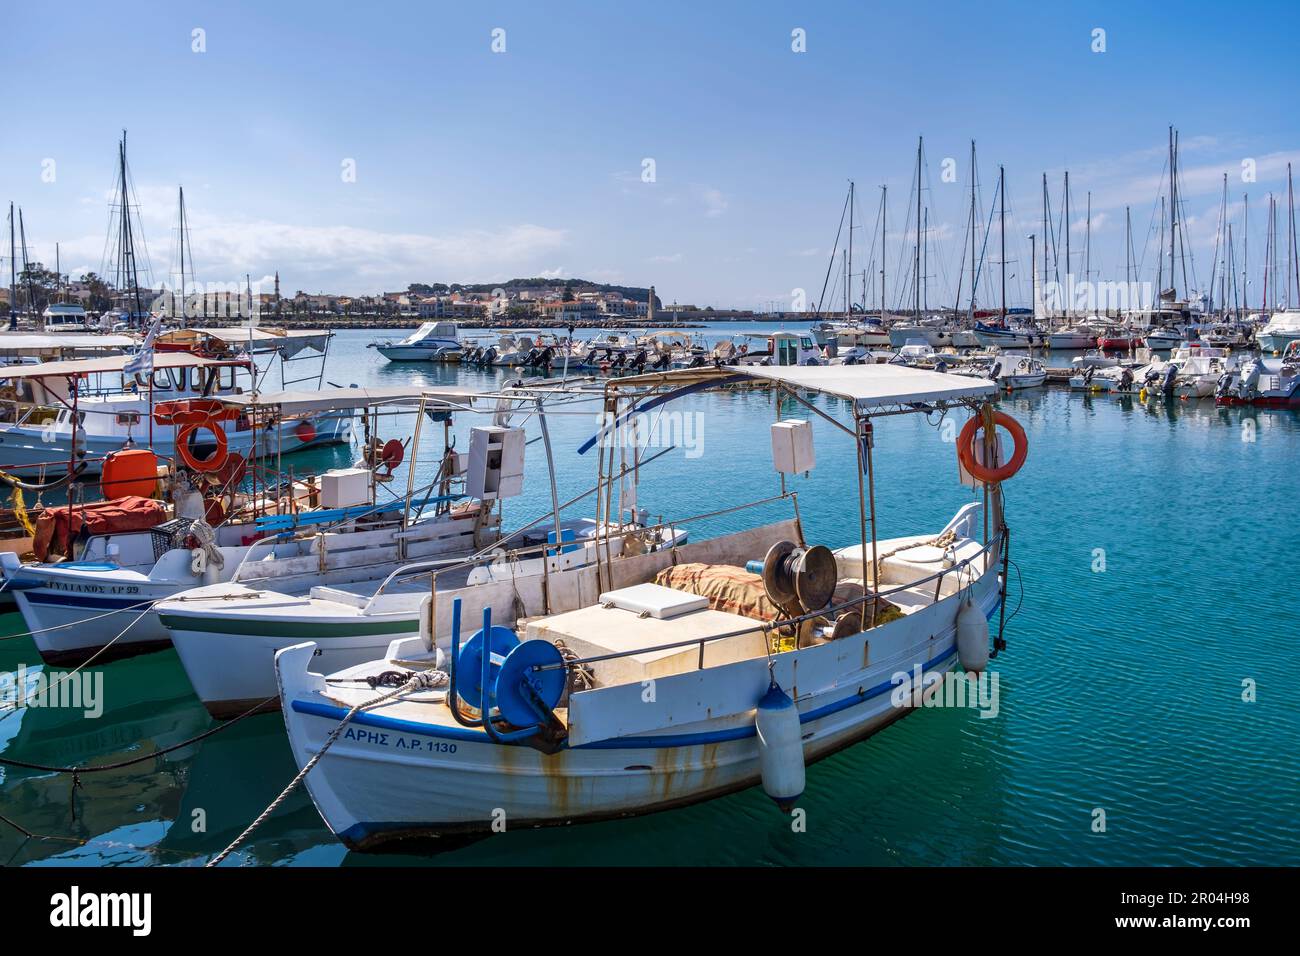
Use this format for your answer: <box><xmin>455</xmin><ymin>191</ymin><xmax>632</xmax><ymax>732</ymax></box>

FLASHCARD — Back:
<box><xmin>1257</xmin><ymin>331</ymin><xmax>1300</xmax><ymax>353</ymax></box>
<box><xmin>277</xmin><ymin>555</ymin><xmax>1001</xmax><ymax>847</ymax></box>
<box><xmin>374</xmin><ymin>345</ymin><xmax>461</xmax><ymax>362</ymax></box>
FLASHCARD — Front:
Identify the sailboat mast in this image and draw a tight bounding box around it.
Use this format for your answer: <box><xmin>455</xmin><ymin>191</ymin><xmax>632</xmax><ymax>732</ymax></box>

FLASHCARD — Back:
<box><xmin>922</xmin><ymin>206</ymin><xmax>928</xmax><ymax>312</ymax></box>
<box><xmin>880</xmin><ymin>185</ymin><xmax>887</xmax><ymax>320</ymax></box>
<box><xmin>1243</xmin><ymin>193</ymin><xmax>1249</xmax><ymax>313</ymax></box>
<box><xmin>1289</xmin><ymin>162</ymin><xmax>1298</xmax><ymax>309</ymax></box>
<box><xmin>915</xmin><ymin>136</ymin><xmax>922</xmax><ymax>320</ymax></box>
<box><xmin>178</xmin><ymin>185</ymin><xmax>186</xmax><ymax>319</ymax></box>
<box><xmin>968</xmin><ymin>140</ymin><xmax>976</xmax><ymax>323</ymax></box>
<box><xmin>1125</xmin><ymin>206</ymin><xmax>1133</xmax><ymax>302</ymax></box>
<box><xmin>6</xmin><ymin>203</ymin><xmax>13</xmax><ymax>330</ymax></box>
<box><xmin>1168</xmin><ymin>126</ymin><xmax>1177</xmax><ymax>301</ymax></box>
<box><xmin>1063</xmin><ymin>170</ymin><xmax>1070</xmax><ymax>322</ymax></box>
<box><xmin>1041</xmin><ymin>173</ymin><xmax>1048</xmax><ymax>318</ymax></box>
<box><xmin>847</xmin><ymin>180</ymin><xmax>854</xmax><ymax>316</ymax></box>
<box><xmin>999</xmin><ymin>164</ymin><xmax>1006</xmax><ymax>321</ymax></box>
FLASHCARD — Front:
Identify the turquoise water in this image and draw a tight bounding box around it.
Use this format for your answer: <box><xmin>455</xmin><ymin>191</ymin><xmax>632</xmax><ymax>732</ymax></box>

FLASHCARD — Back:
<box><xmin>2</xmin><ymin>328</ymin><xmax>1297</xmax><ymax>866</ymax></box>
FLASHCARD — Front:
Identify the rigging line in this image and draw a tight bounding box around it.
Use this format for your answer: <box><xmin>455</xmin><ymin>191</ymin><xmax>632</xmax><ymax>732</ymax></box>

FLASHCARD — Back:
<box><xmin>814</xmin><ymin>187</ymin><xmax>851</xmax><ymax>317</ymax></box>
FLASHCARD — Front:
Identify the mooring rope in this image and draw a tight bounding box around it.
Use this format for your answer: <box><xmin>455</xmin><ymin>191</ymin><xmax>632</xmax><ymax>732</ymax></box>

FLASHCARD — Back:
<box><xmin>207</xmin><ymin>672</ymin><xmax>443</xmax><ymax>867</ymax></box>
<box><xmin>0</xmin><ymin>695</ymin><xmax>274</xmax><ymax>774</ymax></box>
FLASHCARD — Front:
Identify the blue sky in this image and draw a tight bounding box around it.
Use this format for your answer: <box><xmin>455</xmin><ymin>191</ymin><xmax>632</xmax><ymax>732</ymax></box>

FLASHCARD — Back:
<box><xmin>4</xmin><ymin>0</ymin><xmax>1298</xmax><ymax>309</ymax></box>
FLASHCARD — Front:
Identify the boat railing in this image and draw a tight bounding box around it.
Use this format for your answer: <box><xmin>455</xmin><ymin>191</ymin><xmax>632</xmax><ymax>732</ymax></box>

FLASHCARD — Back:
<box><xmin>362</xmin><ymin>490</ymin><xmax>795</xmax><ymax>618</ymax></box>
<box><xmin>532</xmin><ymin>530</ymin><xmax>1007</xmax><ymax>677</ymax></box>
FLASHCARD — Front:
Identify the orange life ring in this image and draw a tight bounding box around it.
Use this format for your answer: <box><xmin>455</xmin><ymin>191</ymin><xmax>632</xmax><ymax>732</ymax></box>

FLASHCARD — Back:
<box><xmin>154</xmin><ymin>398</ymin><xmax>233</xmax><ymax>426</ymax></box>
<box><xmin>176</xmin><ymin>421</ymin><xmax>229</xmax><ymax>473</ymax></box>
<box><xmin>957</xmin><ymin>411</ymin><xmax>1027</xmax><ymax>483</ymax></box>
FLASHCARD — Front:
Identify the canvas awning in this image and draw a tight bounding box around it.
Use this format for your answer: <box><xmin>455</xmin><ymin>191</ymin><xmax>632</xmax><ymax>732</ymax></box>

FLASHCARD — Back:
<box><xmin>0</xmin><ymin>352</ymin><xmax>234</xmax><ymax>380</ymax></box>
<box><xmin>613</xmin><ymin>363</ymin><xmax>996</xmax><ymax>409</ymax></box>
<box><xmin>218</xmin><ymin>385</ymin><xmax>490</xmax><ymax>416</ymax></box>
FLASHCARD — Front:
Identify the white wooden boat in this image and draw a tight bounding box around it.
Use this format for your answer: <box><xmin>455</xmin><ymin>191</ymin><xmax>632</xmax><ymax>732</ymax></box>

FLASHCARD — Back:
<box><xmin>275</xmin><ymin>363</ymin><xmax>1019</xmax><ymax>849</ymax></box>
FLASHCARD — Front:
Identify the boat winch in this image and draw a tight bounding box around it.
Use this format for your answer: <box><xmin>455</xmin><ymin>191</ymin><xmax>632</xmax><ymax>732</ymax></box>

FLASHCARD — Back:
<box><xmin>448</xmin><ymin>598</ymin><xmax>567</xmax><ymax>747</ymax></box>
<box><xmin>755</xmin><ymin>680</ymin><xmax>805</xmax><ymax>811</ymax></box>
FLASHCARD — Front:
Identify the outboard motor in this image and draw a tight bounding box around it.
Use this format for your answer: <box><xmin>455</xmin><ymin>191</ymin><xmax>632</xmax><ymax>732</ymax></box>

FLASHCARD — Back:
<box><xmin>1237</xmin><ymin>358</ymin><xmax>1262</xmax><ymax>400</ymax></box>
<box><xmin>1119</xmin><ymin>367</ymin><xmax>1134</xmax><ymax>390</ymax></box>
<box><xmin>483</xmin><ymin>346</ymin><xmax>497</xmax><ymax>366</ymax></box>
<box><xmin>652</xmin><ymin>350</ymin><xmax>671</xmax><ymax>371</ymax></box>
<box><xmin>1215</xmin><ymin>370</ymin><xmax>1235</xmax><ymax>400</ymax></box>
<box><xmin>611</xmin><ymin>350</ymin><xmax>626</xmax><ymax>369</ymax></box>
<box><xmin>524</xmin><ymin>347</ymin><xmax>540</xmax><ymax>367</ymax></box>
<box><xmin>630</xmin><ymin>349</ymin><xmax>648</xmax><ymax>372</ymax></box>
<box><xmin>1083</xmin><ymin>364</ymin><xmax>1095</xmax><ymax>385</ymax></box>
<box><xmin>1160</xmin><ymin>362</ymin><xmax>1178</xmax><ymax>396</ymax></box>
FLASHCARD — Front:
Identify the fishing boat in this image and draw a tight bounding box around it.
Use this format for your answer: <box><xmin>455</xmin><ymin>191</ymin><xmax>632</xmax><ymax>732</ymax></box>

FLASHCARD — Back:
<box><xmin>1047</xmin><ymin>322</ymin><xmax>1099</xmax><ymax>350</ymax></box>
<box><xmin>0</xmin><ymin>385</ymin><xmax>428</xmax><ymax>666</ymax></box>
<box><xmin>275</xmin><ymin>363</ymin><xmax>1020</xmax><ymax>848</ymax></box>
<box><xmin>369</xmin><ymin>321</ymin><xmax>463</xmax><ymax>362</ymax></box>
<box><xmin>0</xmin><ymin>353</ymin><xmax>349</xmax><ymax>476</ymax></box>
<box><xmin>157</xmin><ymin>381</ymin><xmax>685</xmax><ymax>716</ymax></box>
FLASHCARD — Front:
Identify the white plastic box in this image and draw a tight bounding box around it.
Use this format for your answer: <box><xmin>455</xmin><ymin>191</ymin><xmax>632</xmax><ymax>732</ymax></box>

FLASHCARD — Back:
<box><xmin>770</xmin><ymin>419</ymin><xmax>815</xmax><ymax>474</ymax></box>
<box><xmin>320</xmin><ymin>467</ymin><xmax>371</xmax><ymax>509</ymax></box>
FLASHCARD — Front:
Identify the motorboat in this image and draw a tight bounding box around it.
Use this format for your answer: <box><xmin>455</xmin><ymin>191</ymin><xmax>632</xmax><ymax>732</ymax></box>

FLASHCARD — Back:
<box><xmin>370</xmin><ymin>322</ymin><xmax>463</xmax><ymax>362</ymax></box>
<box><xmin>987</xmin><ymin>353</ymin><xmax>1047</xmax><ymax>390</ymax></box>
<box><xmin>1256</xmin><ymin>308</ymin><xmax>1300</xmax><ymax>353</ymax></box>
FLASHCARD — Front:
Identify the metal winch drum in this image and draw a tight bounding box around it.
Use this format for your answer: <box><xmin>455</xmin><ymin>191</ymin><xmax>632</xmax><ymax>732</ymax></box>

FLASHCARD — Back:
<box><xmin>758</xmin><ymin>540</ymin><xmax>837</xmax><ymax>613</ymax></box>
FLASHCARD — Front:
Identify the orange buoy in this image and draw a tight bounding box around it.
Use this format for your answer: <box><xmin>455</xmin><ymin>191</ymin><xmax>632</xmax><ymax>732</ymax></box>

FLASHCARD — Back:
<box><xmin>957</xmin><ymin>411</ymin><xmax>1028</xmax><ymax>484</ymax></box>
<box><xmin>176</xmin><ymin>422</ymin><xmax>229</xmax><ymax>473</ymax></box>
<box><xmin>101</xmin><ymin>449</ymin><xmax>159</xmax><ymax>499</ymax></box>
<box><xmin>294</xmin><ymin>420</ymin><xmax>317</xmax><ymax>445</ymax></box>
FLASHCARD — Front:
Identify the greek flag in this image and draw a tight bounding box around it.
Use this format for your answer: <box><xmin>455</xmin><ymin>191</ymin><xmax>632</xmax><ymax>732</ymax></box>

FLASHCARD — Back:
<box><xmin>124</xmin><ymin>317</ymin><xmax>162</xmax><ymax>377</ymax></box>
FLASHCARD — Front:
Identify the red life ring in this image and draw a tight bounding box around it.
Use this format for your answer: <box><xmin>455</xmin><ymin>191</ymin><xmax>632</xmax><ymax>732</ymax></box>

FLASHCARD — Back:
<box><xmin>176</xmin><ymin>422</ymin><xmax>229</xmax><ymax>473</ymax></box>
<box><xmin>294</xmin><ymin>420</ymin><xmax>317</xmax><ymax>444</ymax></box>
<box><xmin>957</xmin><ymin>411</ymin><xmax>1028</xmax><ymax>483</ymax></box>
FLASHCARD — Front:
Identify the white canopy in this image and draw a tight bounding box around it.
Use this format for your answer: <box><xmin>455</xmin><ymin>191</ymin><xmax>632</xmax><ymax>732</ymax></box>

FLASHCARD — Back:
<box><xmin>0</xmin><ymin>352</ymin><xmax>232</xmax><ymax>380</ymax></box>
<box><xmin>739</xmin><ymin>364</ymin><xmax>997</xmax><ymax>408</ymax></box>
<box><xmin>218</xmin><ymin>385</ymin><xmax>489</xmax><ymax>415</ymax></box>
<box><xmin>0</xmin><ymin>333</ymin><xmax>138</xmax><ymax>354</ymax></box>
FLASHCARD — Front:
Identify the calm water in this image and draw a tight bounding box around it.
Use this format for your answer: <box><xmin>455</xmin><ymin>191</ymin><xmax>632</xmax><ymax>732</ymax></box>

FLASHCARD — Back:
<box><xmin>2</xmin><ymin>327</ymin><xmax>1297</xmax><ymax>866</ymax></box>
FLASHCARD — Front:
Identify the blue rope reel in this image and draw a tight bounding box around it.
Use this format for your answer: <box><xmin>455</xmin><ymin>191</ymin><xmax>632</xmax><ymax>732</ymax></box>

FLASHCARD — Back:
<box><xmin>496</xmin><ymin>640</ymin><xmax>566</xmax><ymax>727</ymax></box>
<box><xmin>456</xmin><ymin>625</ymin><xmax>519</xmax><ymax>713</ymax></box>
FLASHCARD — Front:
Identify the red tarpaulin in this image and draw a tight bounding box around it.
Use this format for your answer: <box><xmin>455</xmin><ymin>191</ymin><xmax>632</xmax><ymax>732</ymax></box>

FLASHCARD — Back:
<box><xmin>34</xmin><ymin>496</ymin><xmax>166</xmax><ymax>562</ymax></box>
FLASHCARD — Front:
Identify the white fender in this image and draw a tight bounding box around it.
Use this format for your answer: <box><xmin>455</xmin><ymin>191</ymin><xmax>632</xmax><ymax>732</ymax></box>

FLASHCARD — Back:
<box><xmin>956</xmin><ymin>592</ymin><xmax>990</xmax><ymax>674</ymax></box>
<box><xmin>755</xmin><ymin>681</ymin><xmax>805</xmax><ymax>810</ymax></box>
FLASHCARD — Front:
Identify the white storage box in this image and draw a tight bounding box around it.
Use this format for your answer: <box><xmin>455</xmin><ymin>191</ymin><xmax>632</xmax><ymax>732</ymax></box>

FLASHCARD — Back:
<box><xmin>320</xmin><ymin>467</ymin><xmax>371</xmax><ymax>509</ymax></box>
<box><xmin>771</xmin><ymin>419</ymin><xmax>815</xmax><ymax>474</ymax></box>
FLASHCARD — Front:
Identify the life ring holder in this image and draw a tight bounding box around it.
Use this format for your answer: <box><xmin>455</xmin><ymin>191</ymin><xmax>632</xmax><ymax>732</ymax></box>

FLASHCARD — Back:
<box><xmin>957</xmin><ymin>410</ymin><xmax>1027</xmax><ymax>483</ymax></box>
